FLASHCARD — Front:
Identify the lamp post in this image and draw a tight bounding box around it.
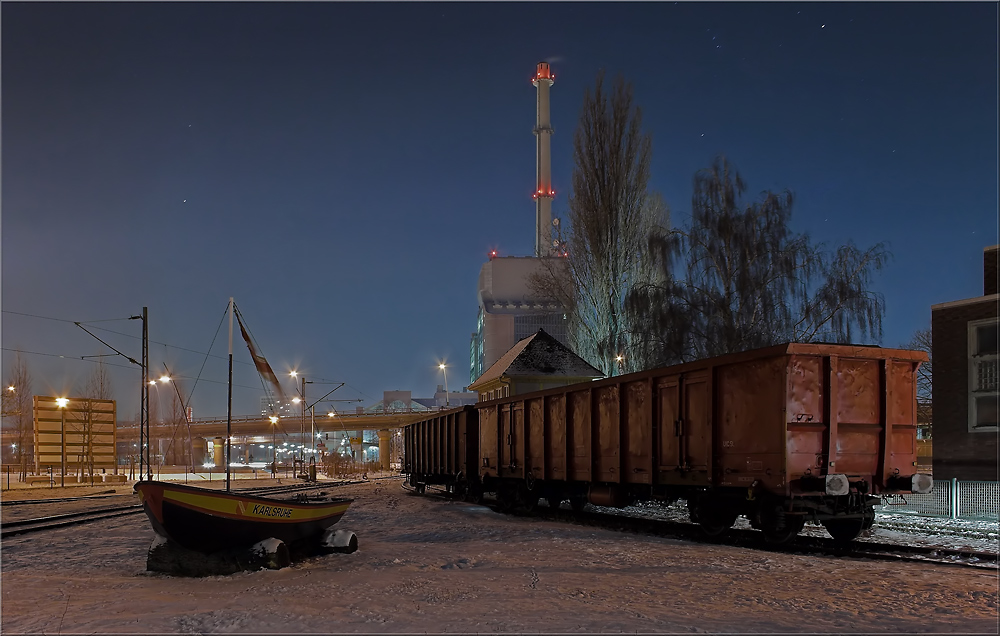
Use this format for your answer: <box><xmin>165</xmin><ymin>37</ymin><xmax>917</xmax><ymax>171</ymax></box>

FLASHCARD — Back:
<box><xmin>269</xmin><ymin>416</ymin><xmax>278</xmax><ymax>477</ymax></box>
<box><xmin>615</xmin><ymin>354</ymin><xmax>624</xmax><ymax>377</ymax></box>
<box><xmin>290</xmin><ymin>372</ymin><xmax>307</xmax><ymax>461</ymax></box>
<box><xmin>56</xmin><ymin>398</ymin><xmax>68</xmax><ymax>487</ymax></box>
<box><xmin>439</xmin><ymin>363</ymin><xmax>449</xmax><ymax>407</ymax></box>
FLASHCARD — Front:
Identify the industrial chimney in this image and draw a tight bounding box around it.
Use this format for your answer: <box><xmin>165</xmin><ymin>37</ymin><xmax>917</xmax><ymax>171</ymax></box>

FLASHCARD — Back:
<box><xmin>532</xmin><ymin>62</ymin><xmax>555</xmax><ymax>258</ymax></box>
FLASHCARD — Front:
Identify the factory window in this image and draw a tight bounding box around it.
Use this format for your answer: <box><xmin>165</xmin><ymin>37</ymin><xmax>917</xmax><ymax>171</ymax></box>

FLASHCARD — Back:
<box><xmin>969</xmin><ymin>318</ymin><xmax>999</xmax><ymax>431</ymax></box>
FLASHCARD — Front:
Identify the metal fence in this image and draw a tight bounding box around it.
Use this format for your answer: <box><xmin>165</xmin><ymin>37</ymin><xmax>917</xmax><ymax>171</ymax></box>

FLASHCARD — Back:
<box><xmin>877</xmin><ymin>479</ymin><xmax>999</xmax><ymax>522</ymax></box>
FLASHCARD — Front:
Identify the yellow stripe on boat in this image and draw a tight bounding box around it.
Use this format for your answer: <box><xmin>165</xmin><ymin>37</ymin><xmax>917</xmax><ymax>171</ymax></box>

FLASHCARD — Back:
<box><xmin>163</xmin><ymin>490</ymin><xmax>350</xmax><ymax>522</ymax></box>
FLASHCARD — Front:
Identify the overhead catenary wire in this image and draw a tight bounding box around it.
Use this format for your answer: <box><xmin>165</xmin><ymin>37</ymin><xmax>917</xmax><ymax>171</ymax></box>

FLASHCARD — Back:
<box><xmin>0</xmin><ymin>347</ymin><xmax>266</xmax><ymax>393</ymax></box>
<box><xmin>3</xmin><ymin>309</ymin><xmax>259</xmax><ymax>369</ymax></box>
<box><xmin>4</xmin><ymin>307</ymin><xmax>370</xmax><ymax>410</ymax></box>
<box><xmin>183</xmin><ymin>302</ymin><xmax>230</xmax><ymax>408</ymax></box>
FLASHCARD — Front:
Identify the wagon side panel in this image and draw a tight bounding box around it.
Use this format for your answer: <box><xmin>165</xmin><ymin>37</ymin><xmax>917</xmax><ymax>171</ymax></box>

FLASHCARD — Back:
<box><xmin>716</xmin><ymin>356</ymin><xmax>787</xmax><ymax>492</ymax></box>
<box><xmin>527</xmin><ymin>397</ymin><xmax>546</xmax><ymax>483</ymax></box>
<box><xmin>594</xmin><ymin>385</ymin><xmax>621</xmax><ymax>483</ymax></box>
<box><xmin>545</xmin><ymin>394</ymin><xmax>567</xmax><ymax>482</ymax></box>
<box><xmin>567</xmin><ymin>389</ymin><xmax>592</xmax><ymax>482</ymax></box>
<box><xmin>479</xmin><ymin>405</ymin><xmax>499</xmax><ymax>480</ymax></box>
<box><xmin>622</xmin><ymin>379</ymin><xmax>653</xmax><ymax>485</ymax></box>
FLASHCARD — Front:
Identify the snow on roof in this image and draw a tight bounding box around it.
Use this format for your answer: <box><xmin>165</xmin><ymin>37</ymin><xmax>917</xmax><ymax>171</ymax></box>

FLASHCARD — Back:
<box><xmin>469</xmin><ymin>329</ymin><xmax>603</xmax><ymax>390</ymax></box>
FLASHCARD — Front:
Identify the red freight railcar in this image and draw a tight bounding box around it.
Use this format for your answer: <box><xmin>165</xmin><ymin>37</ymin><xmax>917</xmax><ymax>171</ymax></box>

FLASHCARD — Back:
<box><xmin>476</xmin><ymin>343</ymin><xmax>930</xmax><ymax>543</ymax></box>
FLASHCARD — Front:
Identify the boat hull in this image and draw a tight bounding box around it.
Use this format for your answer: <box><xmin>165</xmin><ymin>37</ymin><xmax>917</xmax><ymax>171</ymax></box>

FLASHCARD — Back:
<box><xmin>134</xmin><ymin>481</ymin><xmax>352</xmax><ymax>554</ymax></box>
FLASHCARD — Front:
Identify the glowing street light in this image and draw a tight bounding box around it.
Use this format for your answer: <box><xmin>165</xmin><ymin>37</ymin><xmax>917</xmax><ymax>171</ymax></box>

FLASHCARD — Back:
<box><xmin>56</xmin><ymin>398</ymin><xmax>69</xmax><ymax>487</ymax></box>
<box><xmin>268</xmin><ymin>416</ymin><xmax>278</xmax><ymax>477</ymax></box>
<box><xmin>159</xmin><ymin>375</ymin><xmax>171</xmax><ymax>383</ymax></box>
<box><xmin>439</xmin><ymin>363</ymin><xmax>450</xmax><ymax>407</ymax></box>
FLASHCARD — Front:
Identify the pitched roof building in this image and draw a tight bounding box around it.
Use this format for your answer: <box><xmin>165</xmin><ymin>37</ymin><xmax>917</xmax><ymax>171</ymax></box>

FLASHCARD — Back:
<box><xmin>468</xmin><ymin>329</ymin><xmax>603</xmax><ymax>401</ymax></box>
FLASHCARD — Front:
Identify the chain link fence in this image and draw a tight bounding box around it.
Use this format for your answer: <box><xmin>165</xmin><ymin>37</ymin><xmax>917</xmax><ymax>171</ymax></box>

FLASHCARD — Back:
<box><xmin>877</xmin><ymin>479</ymin><xmax>999</xmax><ymax>521</ymax></box>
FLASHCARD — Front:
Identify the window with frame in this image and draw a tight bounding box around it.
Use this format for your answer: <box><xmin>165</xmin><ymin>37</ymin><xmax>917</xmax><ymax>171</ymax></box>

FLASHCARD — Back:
<box><xmin>969</xmin><ymin>318</ymin><xmax>999</xmax><ymax>431</ymax></box>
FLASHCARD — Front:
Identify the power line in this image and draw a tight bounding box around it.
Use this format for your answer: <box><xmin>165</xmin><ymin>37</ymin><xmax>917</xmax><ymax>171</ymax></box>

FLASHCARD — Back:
<box><xmin>3</xmin><ymin>309</ymin><xmax>366</xmax><ymax>399</ymax></box>
<box><xmin>3</xmin><ymin>309</ymin><xmax>256</xmax><ymax>368</ymax></box>
<box><xmin>0</xmin><ymin>347</ymin><xmax>268</xmax><ymax>393</ymax></box>
<box><xmin>2</xmin><ymin>310</ymin><xmax>134</xmax><ymax>324</ymax></box>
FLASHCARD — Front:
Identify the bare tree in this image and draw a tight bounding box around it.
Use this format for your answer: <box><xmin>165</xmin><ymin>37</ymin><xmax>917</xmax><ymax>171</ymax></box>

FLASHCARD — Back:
<box><xmin>530</xmin><ymin>71</ymin><xmax>667</xmax><ymax>375</ymax></box>
<box><xmin>904</xmin><ymin>326</ymin><xmax>932</xmax><ymax>439</ymax></box>
<box><xmin>629</xmin><ymin>155</ymin><xmax>889</xmax><ymax>365</ymax></box>
<box><xmin>4</xmin><ymin>352</ymin><xmax>35</xmax><ymax>478</ymax></box>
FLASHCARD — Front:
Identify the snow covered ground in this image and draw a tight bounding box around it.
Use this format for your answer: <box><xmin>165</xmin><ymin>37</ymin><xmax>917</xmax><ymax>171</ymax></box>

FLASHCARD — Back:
<box><xmin>1</xmin><ymin>479</ymin><xmax>997</xmax><ymax>634</ymax></box>
<box><xmin>597</xmin><ymin>499</ymin><xmax>1000</xmax><ymax>553</ymax></box>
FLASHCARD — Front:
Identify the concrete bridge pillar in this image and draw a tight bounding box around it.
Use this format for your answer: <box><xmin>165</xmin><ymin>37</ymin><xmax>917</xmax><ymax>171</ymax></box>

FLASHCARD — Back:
<box><xmin>377</xmin><ymin>430</ymin><xmax>393</xmax><ymax>471</ymax></box>
<box><xmin>213</xmin><ymin>437</ymin><xmax>225</xmax><ymax>469</ymax></box>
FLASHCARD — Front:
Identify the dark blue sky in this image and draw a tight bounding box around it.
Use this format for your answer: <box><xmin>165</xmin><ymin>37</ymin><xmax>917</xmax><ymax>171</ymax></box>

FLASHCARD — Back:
<box><xmin>3</xmin><ymin>2</ymin><xmax>997</xmax><ymax>419</ymax></box>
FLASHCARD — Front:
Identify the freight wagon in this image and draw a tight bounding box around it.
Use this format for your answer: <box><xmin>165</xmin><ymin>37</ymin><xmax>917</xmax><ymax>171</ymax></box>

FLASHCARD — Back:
<box><xmin>403</xmin><ymin>343</ymin><xmax>931</xmax><ymax>543</ymax></box>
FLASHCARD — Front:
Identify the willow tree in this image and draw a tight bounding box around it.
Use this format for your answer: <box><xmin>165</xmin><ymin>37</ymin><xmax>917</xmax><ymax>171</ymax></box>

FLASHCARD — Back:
<box><xmin>628</xmin><ymin>156</ymin><xmax>888</xmax><ymax>365</ymax></box>
<box><xmin>530</xmin><ymin>71</ymin><xmax>667</xmax><ymax>375</ymax></box>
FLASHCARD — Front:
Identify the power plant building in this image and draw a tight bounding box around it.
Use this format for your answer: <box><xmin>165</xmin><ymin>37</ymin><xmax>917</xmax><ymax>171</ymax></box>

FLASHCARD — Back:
<box><xmin>470</xmin><ymin>62</ymin><xmax>571</xmax><ymax>383</ymax></box>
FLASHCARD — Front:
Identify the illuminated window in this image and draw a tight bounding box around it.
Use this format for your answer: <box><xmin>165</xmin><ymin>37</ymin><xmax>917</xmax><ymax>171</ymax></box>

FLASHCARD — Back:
<box><xmin>969</xmin><ymin>318</ymin><xmax>999</xmax><ymax>431</ymax></box>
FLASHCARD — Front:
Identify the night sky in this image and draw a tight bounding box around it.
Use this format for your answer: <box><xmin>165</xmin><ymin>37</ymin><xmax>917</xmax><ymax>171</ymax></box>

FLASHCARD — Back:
<box><xmin>2</xmin><ymin>2</ymin><xmax>997</xmax><ymax>420</ymax></box>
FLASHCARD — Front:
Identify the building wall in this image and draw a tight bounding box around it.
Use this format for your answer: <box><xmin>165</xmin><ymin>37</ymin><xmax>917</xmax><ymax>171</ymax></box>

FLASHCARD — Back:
<box><xmin>984</xmin><ymin>246</ymin><xmax>998</xmax><ymax>296</ymax></box>
<box><xmin>931</xmin><ymin>298</ymin><xmax>999</xmax><ymax>481</ymax></box>
<box><xmin>470</xmin><ymin>256</ymin><xmax>569</xmax><ymax>382</ymax></box>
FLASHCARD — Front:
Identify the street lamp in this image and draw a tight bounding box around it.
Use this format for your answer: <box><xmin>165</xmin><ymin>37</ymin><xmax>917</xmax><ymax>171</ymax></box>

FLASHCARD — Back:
<box><xmin>615</xmin><ymin>354</ymin><xmax>624</xmax><ymax>377</ymax></box>
<box><xmin>56</xmin><ymin>398</ymin><xmax>68</xmax><ymax>487</ymax></box>
<box><xmin>439</xmin><ymin>363</ymin><xmax>449</xmax><ymax>407</ymax></box>
<box><xmin>290</xmin><ymin>371</ymin><xmax>307</xmax><ymax>461</ymax></box>
<box><xmin>269</xmin><ymin>416</ymin><xmax>278</xmax><ymax>477</ymax></box>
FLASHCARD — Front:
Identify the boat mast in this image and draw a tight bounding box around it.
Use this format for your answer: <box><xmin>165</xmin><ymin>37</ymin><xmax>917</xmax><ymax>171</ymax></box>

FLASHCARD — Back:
<box><xmin>226</xmin><ymin>297</ymin><xmax>233</xmax><ymax>492</ymax></box>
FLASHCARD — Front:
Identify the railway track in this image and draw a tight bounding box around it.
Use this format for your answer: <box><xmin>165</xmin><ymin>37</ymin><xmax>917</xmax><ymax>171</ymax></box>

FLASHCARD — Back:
<box><xmin>407</xmin><ymin>483</ymin><xmax>998</xmax><ymax>570</ymax></box>
<box><xmin>0</xmin><ymin>479</ymin><xmax>370</xmax><ymax>538</ymax></box>
<box><xmin>1</xmin><ymin>505</ymin><xmax>145</xmax><ymax>538</ymax></box>
<box><xmin>0</xmin><ymin>490</ymin><xmax>127</xmax><ymax>507</ymax></box>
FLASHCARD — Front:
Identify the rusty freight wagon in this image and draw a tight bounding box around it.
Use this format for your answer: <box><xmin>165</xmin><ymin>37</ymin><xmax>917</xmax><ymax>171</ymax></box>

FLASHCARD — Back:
<box><xmin>403</xmin><ymin>405</ymin><xmax>479</xmax><ymax>499</ymax></box>
<box><xmin>478</xmin><ymin>342</ymin><xmax>930</xmax><ymax>543</ymax></box>
<box><xmin>404</xmin><ymin>343</ymin><xmax>930</xmax><ymax>543</ymax></box>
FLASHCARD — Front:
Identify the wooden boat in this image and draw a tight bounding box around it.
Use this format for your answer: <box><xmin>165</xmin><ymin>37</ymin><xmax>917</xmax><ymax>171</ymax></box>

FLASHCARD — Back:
<box><xmin>134</xmin><ymin>480</ymin><xmax>352</xmax><ymax>554</ymax></box>
<box><xmin>132</xmin><ymin>298</ymin><xmax>354</xmax><ymax>560</ymax></box>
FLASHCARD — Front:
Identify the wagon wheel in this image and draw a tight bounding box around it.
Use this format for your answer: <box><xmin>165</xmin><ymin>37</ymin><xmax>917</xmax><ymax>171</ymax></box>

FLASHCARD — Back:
<box><xmin>822</xmin><ymin>518</ymin><xmax>866</xmax><ymax>544</ymax></box>
<box><xmin>467</xmin><ymin>483</ymin><xmax>484</xmax><ymax>505</ymax></box>
<box><xmin>452</xmin><ymin>472</ymin><xmax>467</xmax><ymax>500</ymax></box>
<box><xmin>512</xmin><ymin>482</ymin><xmax>539</xmax><ymax>514</ymax></box>
<box><xmin>687</xmin><ymin>497</ymin><xmax>737</xmax><ymax>538</ymax></box>
<box><xmin>547</xmin><ymin>496</ymin><xmax>563</xmax><ymax>510</ymax></box>
<box><xmin>495</xmin><ymin>485</ymin><xmax>517</xmax><ymax>514</ymax></box>
<box><xmin>758</xmin><ymin>506</ymin><xmax>805</xmax><ymax>544</ymax></box>
<box><xmin>699</xmin><ymin>511</ymin><xmax>739</xmax><ymax>537</ymax></box>
<box><xmin>569</xmin><ymin>496</ymin><xmax>587</xmax><ymax>512</ymax></box>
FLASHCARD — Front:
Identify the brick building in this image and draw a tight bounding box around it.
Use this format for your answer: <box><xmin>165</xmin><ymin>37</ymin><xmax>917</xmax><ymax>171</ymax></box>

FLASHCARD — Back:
<box><xmin>930</xmin><ymin>245</ymin><xmax>998</xmax><ymax>480</ymax></box>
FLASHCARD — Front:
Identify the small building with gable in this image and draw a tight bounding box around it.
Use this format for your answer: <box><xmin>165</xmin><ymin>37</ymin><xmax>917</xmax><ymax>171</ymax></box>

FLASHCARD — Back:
<box><xmin>468</xmin><ymin>329</ymin><xmax>604</xmax><ymax>402</ymax></box>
